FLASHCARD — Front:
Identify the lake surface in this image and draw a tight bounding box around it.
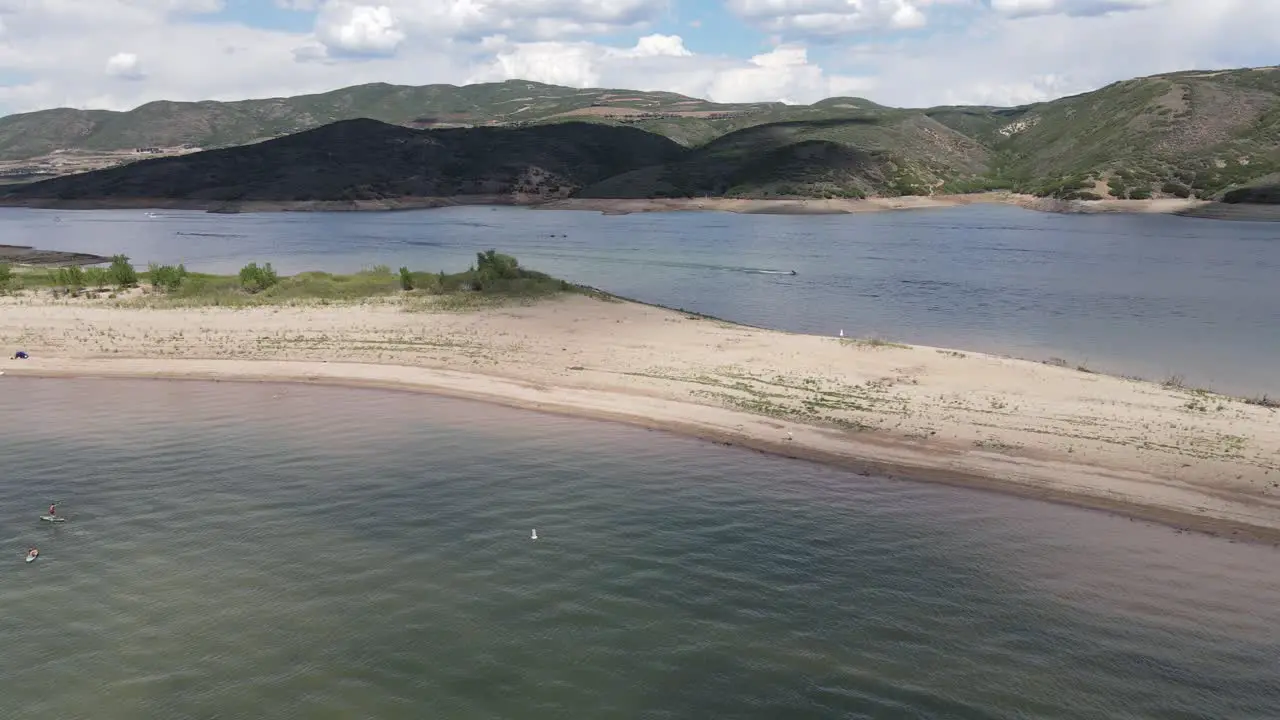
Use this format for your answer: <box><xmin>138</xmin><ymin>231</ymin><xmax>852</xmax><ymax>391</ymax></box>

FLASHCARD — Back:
<box><xmin>2</xmin><ymin>205</ymin><xmax>1278</xmax><ymax>395</ymax></box>
<box><xmin>2</xmin><ymin>378</ymin><xmax>1278</xmax><ymax>719</ymax></box>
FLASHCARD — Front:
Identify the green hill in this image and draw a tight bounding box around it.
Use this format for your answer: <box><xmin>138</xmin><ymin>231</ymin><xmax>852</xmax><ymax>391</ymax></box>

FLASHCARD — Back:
<box><xmin>0</xmin><ymin>120</ymin><xmax>685</xmax><ymax>202</ymax></box>
<box><xmin>0</xmin><ymin>81</ymin><xmax>776</xmax><ymax>160</ymax></box>
<box><xmin>1</xmin><ymin>66</ymin><xmax>1277</xmax><ymax>203</ymax></box>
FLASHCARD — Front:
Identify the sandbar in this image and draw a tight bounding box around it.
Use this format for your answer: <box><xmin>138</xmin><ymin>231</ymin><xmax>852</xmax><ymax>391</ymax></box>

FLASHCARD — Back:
<box><xmin>1</xmin><ymin>192</ymin><xmax>1276</xmax><ymax>221</ymax></box>
<box><xmin>3</xmin><ymin>293</ymin><xmax>1278</xmax><ymax>542</ymax></box>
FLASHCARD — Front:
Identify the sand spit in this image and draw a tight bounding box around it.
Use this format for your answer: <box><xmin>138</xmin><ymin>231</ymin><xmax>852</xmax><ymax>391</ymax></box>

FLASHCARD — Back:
<box><xmin>3</xmin><ymin>293</ymin><xmax>1279</xmax><ymax>542</ymax></box>
<box><xmin>2</xmin><ymin>192</ymin><xmax>1276</xmax><ymax>221</ymax></box>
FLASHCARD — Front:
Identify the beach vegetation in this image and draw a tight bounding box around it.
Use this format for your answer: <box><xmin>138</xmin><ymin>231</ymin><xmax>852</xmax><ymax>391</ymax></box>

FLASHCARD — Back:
<box><xmin>53</xmin><ymin>265</ymin><xmax>86</xmax><ymax>290</ymax></box>
<box><xmin>85</xmin><ymin>266</ymin><xmax>109</xmax><ymax>290</ymax></box>
<box><xmin>30</xmin><ymin>251</ymin><xmax>580</xmax><ymax>309</ymax></box>
<box><xmin>0</xmin><ymin>263</ymin><xmax>10</xmax><ymax>289</ymax></box>
<box><xmin>147</xmin><ymin>263</ymin><xmax>189</xmax><ymax>292</ymax></box>
<box><xmin>108</xmin><ymin>254</ymin><xmax>138</xmax><ymax>288</ymax></box>
<box><xmin>238</xmin><ymin>262</ymin><xmax>280</xmax><ymax>293</ymax></box>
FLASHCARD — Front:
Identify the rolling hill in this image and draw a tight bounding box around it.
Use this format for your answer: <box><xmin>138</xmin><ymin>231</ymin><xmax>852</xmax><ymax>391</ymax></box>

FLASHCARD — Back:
<box><xmin>0</xmin><ymin>120</ymin><xmax>685</xmax><ymax>203</ymax></box>
<box><xmin>1</xmin><ymin>66</ymin><xmax>1277</xmax><ymax>204</ymax></box>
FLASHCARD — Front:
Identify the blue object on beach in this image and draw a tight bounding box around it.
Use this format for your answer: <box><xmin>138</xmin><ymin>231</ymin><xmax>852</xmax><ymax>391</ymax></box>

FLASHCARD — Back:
<box><xmin>13</xmin><ymin>351</ymin><xmax>28</xmax><ymax>359</ymax></box>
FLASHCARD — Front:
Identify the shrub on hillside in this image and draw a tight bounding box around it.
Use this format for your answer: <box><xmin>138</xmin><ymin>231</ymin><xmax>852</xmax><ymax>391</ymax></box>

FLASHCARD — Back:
<box><xmin>1161</xmin><ymin>182</ymin><xmax>1192</xmax><ymax>198</ymax></box>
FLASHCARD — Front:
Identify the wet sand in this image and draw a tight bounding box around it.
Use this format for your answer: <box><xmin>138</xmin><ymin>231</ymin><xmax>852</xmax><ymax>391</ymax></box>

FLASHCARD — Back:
<box><xmin>1</xmin><ymin>193</ymin><xmax>1275</xmax><ymax>221</ymax></box>
<box><xmin>3</xmin><ymin>292</ymin><xmax>1278</xmax><ymax>542</ymax></box>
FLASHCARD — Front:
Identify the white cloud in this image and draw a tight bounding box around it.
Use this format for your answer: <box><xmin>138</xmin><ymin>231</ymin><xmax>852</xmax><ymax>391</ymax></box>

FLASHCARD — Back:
<box><xmin>315</xmin><ymin>3</ymin><xmax>405</xmax><ymax>56</ymax></box>
<box><xmin>837</xmin><ymin>0</ymin><xmax>1280</xmax><ymax>106</ymax></box>
<box><xmin>310</xmin><ymin>0</ymin><xmax>667</xmax><ymax>44</ymax></box>
<box><xmin>0</xmin><ymin>0</ymin><xmax>1274</xmax><ymax>119</ymax></box>
<box><xmin>615</xmin><ymin>33</ymin><xmax>692</xmax><ymax>57</ymax></box>
<box><xmin>990</xmin><ymin>0</ymin><xmax>1166</xmax><ymax>18</ymax></box>
<box><xmin>105</xmin><ymin>52</ymin><xmax>146</xmax><ymax>80</ymax></box>
<box><xmin>724</xmin><ymin>0</ymin><xmax>965</xmax><ymax>36</ymax></box>
<box><xmin>705</xmin><ymin>45</ymin><xmax>872</xmax><ymax>103</ymax></box>
<box><xmin>465</xmin><ymin>34</ymin><xmax>863</xmax><ymax>104</ymax></box>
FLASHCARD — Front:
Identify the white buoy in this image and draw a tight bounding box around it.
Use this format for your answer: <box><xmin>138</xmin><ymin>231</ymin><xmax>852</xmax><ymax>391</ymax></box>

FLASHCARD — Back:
<box><xmin>531</xmin><ymin>529</ymin><xmax>538</xmax><ymax>540</ymax></box>
<box><xmin>839</xmin><ymin>329</ymin><xmax>844</xmax><ymax>337</ymax></box>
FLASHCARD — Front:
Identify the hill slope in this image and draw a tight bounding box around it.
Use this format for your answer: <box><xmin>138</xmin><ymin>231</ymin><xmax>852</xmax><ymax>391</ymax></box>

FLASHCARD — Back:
<box><xmin>925</xmin><ymin>67</ymin><xmax>1280</xmax><ymax>199</ymax></box>
<box><xmin>0</xmin><ymin>120</ymin><xmax>685</xmax><ymax>203</ymax></box>
<box><xmin>0</xmin><ymin>80</ymin><xmax>775</xmax><ymax>161</ymax></box>
<box><xmin>1</xmin><ymin>66</ymin><xmax>1276</xmax><ymax>203</ymax></box>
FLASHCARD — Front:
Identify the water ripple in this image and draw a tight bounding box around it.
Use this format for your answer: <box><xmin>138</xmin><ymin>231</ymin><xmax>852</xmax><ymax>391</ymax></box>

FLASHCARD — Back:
<box><xmin>2</xmin><ymin>378</ymin><xmax>1279</xmax><ymax>719</ymax></box>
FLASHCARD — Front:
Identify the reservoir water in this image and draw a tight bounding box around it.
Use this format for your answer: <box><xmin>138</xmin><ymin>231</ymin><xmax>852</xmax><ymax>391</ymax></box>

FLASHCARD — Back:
<box><xmin>1</xmin><ymin>205</ymin><xmax>1277</xmax><ymax>395</ymax></box>
<box><xmin>2</xmin><ymin>378</ymin><xmax>1279</xmax><ymax>719</ymax></box>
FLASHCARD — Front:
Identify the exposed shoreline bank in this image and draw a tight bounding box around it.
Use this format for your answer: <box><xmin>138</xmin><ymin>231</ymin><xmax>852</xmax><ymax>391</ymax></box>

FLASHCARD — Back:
<box><xmin>1</xmin><ymin>192</ymin><xmax>1275</xmax><ymax>221</ymax></box>
<box><xmin>3</xmin><ymin>294</ymin><xmax>1278</xmax><ymax>545</ymax></box>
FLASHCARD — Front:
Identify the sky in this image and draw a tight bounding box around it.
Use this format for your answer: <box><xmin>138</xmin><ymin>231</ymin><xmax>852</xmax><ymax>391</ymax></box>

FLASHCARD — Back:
<box><xmin>0</xmin><ymin>0</ymin><xmax>1274</xmax><ymax>116</ymax></box>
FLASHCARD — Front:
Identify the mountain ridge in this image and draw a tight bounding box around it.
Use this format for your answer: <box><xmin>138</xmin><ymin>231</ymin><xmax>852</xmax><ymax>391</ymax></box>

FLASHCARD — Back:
<box><xmin>2</xmin><ymin>66</ymin><xmax>1277</xmax><ymax>205</ymax></box>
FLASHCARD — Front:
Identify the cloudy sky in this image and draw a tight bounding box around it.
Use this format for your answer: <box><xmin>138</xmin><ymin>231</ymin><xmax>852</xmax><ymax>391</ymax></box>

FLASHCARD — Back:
<box><xmin>0</xmin><ymin>0</ymin><xmax>1273</xmax><ymax>116</ymax></box>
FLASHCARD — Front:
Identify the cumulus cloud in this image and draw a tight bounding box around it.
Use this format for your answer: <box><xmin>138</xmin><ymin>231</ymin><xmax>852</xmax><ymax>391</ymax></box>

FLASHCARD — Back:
<box><xmin>105</xmin><ymin>52</ymin><xmax>146</xmax><ymax>80</ymax></box>
<box><xmin>0</xmin><ymin>0</ymin><xmax>1274</xmax><ymax>117</ymax></box>
<box><xmin>990</xmin><ymin>0</ymin><xmax>1166</xmax><ymax>18</ymax></box>
<box><xmin>309</xmin><ymin>0</ymin><xmax>666</xmax><ymax>43</ymax></box>
<box><xmin>315</xmin><ymin>3</ymin><xmax>405</xmax><ymax>56</ymax></box>
<box><xmin>724</xmin><ymin>0</ymin><xmax>963</xmax><ymax>37</ymax></box>
<box><xmin>465</xmin><ymin>35</ymin><xmax>866</xmax><ymax>104</ymax></box>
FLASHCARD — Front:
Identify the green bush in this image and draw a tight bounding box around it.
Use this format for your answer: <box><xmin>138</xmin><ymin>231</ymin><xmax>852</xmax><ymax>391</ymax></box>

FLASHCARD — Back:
<box><xmin>54</xmin><ymin>265</ymin><xmax>86</xmax><ymax>289</ymax></box>
<box><xmin>1161</xmin><ymin>182</ymin><xmax>1192</xmax><ymax>198</ymax></box>
<box><xmin>108</xmin><ymin>255</ymin><xmax>138</xmax><ymax>288</ymax></box>
<box><xmin>238</xmin><ymin>262</ymin><xmax>280</xmax><ymax>293</ymax></box>
<box><xmin>0</xmin><ymin>263</ymin><xmax>10</xmax><ymax>289</ymax></box>
<box><xmin>398</xmin><ymin>266</ymin><xmax>414</xmax><ymax>291</ymax></box>
<box><xmin>475</xmin><ymin>250</ymin><xmax>520</xmax><ymax>281</ymax></box>
<box><xmin>1128</xmin><ymin>186</ymin><xmax>1153</xmax><ymax>200</ymax></box>
<box><xmin>84</xmin><ymin>267</ymin><xmax>109</xmax><ymax>290</ymax></box>
<box><xmin>147</xmin><ymin>262</ymin><xmax>188</xmax><ymax>292</ymax></box>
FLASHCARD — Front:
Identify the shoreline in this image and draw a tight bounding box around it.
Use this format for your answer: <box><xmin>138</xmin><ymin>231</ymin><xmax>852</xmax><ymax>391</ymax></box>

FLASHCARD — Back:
<box><xmin>3</xmin><ymin>294</ymin><xmax>1279</xmax><ymax>545</ymax></box>
<box><xmin>1</xmin><ymin>192</ymin><xmax>1275</xmax><ymax>222</ymax></box>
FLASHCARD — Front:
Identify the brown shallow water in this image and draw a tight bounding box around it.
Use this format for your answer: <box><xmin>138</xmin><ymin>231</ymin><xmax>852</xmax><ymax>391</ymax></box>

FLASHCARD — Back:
<box><xmin>2</xmin><ymin>377</ymin><xmax>1278</xmax><ymax>719</ymax></box>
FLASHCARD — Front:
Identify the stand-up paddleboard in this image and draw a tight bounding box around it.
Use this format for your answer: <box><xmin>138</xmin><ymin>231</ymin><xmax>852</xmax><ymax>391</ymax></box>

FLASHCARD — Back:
<box><xmin>25</xmin><ymin>550</ymin><xmax>38</xmax><ymax>563</ymax></box>
<box><xmin>40</xmin><ymin>515</ymin><xmax>66</xmax><ymax>523</ymax></box>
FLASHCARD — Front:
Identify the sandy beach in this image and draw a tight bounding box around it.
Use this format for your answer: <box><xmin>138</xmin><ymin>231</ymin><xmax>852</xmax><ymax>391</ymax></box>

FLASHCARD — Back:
<box><xmin>3</xmin><ymin>292</ymin><xmax>1279</xmax><ymax>542</ymax></box>
<box><xmin>4</xmin><ymin>192</ymin><xmax>1276</xmax><ymax>221</ymax></box>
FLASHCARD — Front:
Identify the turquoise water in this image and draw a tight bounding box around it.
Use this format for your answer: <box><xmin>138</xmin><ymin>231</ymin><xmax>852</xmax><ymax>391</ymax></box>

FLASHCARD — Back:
<box><xmin>2</xmin><ymin>205</ymin><xmax>1278</xmax><ymax>394</ymax></box>
<box><xmin>3</xmin><ymin>378</ymin><xmax>1278</xmax><ymax>719</ymax></box>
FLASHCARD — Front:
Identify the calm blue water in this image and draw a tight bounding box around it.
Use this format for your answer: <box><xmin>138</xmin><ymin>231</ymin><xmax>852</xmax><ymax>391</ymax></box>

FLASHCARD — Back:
<box><xmin>2</xmin><ymin>378</ymin><xmax>1279</xmax><ymax>719</ymax></box>
<box><xmin>2</xmin><ymin>205</ymin><xmax>1277</xmax><ymax>394</ymax></box>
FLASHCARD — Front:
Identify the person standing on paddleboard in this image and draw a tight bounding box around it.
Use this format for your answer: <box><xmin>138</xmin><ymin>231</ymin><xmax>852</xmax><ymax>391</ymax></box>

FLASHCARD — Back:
<box><xmin>48</xmin><ymin>502</ymin><xmax>57</xmax><ymax>517</ymax></box>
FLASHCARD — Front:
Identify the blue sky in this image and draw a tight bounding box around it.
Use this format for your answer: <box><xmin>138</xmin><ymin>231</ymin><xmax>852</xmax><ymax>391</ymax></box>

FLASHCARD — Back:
<box><xmin>0</xmin><ymin>0</ymin><xmax>1274</xmax><ymax>115</ymax></box>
